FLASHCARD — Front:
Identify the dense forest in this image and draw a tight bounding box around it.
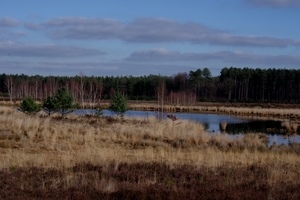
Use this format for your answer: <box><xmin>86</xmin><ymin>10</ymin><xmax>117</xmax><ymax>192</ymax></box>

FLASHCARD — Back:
<box><xmin>0</xmin><ymin>67</ymin><xmax>300</xmax><ymax>104</ymax></box>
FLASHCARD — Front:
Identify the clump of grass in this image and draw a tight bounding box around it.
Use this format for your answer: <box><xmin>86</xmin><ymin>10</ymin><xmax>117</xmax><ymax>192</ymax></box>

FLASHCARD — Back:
<box><xmin>290</xmin><ymin>122</ymin><xmax>299</xmax><ymax>133</ymax></box>
<box><xmin>220</xmin><ymin>121</ymin><xmax>227</xmax><ymax>132</ymax></box>
<box><xmin>239</xmin><ymin>133</ymin><xmax>269</xmax><ymax>151</ymax></box>
<box><xmin>281</xmin><ymin>121</ymin><xmax>291</xmax><ymax>132</ymax></box>
<box><xmin>280</xmin><ymin>121</ymin><xmax>299</xmax><ymax>134</ymax></box>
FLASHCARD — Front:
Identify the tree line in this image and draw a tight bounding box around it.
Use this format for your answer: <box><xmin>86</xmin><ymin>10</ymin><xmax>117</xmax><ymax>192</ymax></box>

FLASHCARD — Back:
<box><xmin>0</xmin><ymin>67</ymin><xmax>299</xmax><ymax>104</ymax></box>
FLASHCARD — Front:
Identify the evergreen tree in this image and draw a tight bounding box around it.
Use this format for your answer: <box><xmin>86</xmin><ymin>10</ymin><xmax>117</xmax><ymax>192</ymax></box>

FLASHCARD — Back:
<box><xmin>42</xmin><ymin>96</ymin><xmax>58</xmax><ymax>116</ymax></box>
<box><xmin>109</xmin><ymin>92</ymin><xmax>128</xmax><ymax>117</ymax></box>
<box><xmin>189</xmin><ymin>69</ymin><xmax>202</xmax><ymax>98</ymax></box>
<box><xmin>19</xmin><ymin>96</ymin><xmax>41</xmax><ymax>114</ymax></box>
<box><xmin>54</xmin><ymin>87</ymin><xmax>78</xmax><ymax>116</ymax></box>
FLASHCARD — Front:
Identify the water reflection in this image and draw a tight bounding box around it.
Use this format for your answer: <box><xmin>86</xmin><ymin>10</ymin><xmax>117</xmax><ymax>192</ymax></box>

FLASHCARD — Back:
<box><xmin>74</xmin><ymin>109</ymin><xmax>246</xmax><ymax>132</ymax></box>
<box><xmin>225</xmin><ymin>120</ymin><xmax>300</xmax><ymax>146</ymax></box>
<box><xmin>225</xmin><ymin>120</ymin><xmax>300</xmax><ymax>135</ymax></box>
<box><xmin>73</xmin><ymin>109</ymin><xmax>300</xmax><ymax>145</ymax></box>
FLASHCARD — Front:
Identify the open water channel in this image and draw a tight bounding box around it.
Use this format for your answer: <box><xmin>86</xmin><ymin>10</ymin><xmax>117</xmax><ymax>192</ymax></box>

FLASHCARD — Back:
<box><xmin>74</xmin><ymin>109</ymin><xmax>300</xmax><ymax>146</ymax></box>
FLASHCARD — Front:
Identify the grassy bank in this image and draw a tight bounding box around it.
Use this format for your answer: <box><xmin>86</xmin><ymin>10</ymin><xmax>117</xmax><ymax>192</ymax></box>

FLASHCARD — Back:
<box><xmin>0</xmin><ymin>106</ymin><xmax>300</xmax><ymax>198</ymax></box>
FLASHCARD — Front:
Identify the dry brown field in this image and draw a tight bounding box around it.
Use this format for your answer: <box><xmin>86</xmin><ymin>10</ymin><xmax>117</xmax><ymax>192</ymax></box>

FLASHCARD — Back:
<box><xmin>0</xmin><ymin>103</ymin><xmax>300</xmax><ymax>199</ymax></box>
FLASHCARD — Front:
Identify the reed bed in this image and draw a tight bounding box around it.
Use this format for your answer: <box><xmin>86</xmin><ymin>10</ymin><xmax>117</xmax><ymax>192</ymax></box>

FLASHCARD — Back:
<box><xmin>128</xmin><ymin>103</ymin><xmax>300</xmax><ymax>120</ymax></box>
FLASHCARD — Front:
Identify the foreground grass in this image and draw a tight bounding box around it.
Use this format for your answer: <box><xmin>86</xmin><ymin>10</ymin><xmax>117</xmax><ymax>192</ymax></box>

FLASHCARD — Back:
<box><xmin>0</xmin><ymin>106</ymin><xmax>300</xmax><ymax>199</ymax></box>
<box><xmin>1</xmin><ymin>162</ymin><xmax>299</xmax><ymax>199</ymax></box>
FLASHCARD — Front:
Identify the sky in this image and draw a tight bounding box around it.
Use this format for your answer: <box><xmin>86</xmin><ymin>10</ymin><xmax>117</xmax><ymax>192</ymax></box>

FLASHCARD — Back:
<box><xmin>0</xmin><ymin>0</ymin><xmax>300</xmax><ymax>77</ymax></box>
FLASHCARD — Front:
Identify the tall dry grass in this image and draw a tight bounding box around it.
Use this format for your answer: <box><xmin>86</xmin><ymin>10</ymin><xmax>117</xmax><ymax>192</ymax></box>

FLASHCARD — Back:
<box><xmin>1</xmin><ymin>105</ymin><xmax>300</xmax><ymax>198</ymax></box>
<box><xmin>0</xmin><ymin>105</ymin><xmax>300</xmax><ymax>187</ymax></box>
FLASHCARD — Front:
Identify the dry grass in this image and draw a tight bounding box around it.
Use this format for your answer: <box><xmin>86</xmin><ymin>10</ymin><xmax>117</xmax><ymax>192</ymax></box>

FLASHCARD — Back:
<box><xmin>220</xmin><ymin>121</ymin><xmax>227</xmax><ymax>132</ymax></box>
<box><xmin>0</xmin><ymin>105</ymin><xmax>300</xmax><ymax>193</ymax></box>
<box><xmin>218</xmin><ymin>106</ymin><xmax>300</xmax><ymax>121</ymax></box>
<box><xmin>0</xmin><ymin>100</ymin><xmax>20</xmax><ymax>107</ymax></box>
<box><xmin>128</xmin><ymin>103</ymin><xmax>300</xmax><ymax>121</ymax></box>
<box><xmin>0</xmin><ymin>103</ymin><xmax>300</xmax><ymax>199</ymax></box>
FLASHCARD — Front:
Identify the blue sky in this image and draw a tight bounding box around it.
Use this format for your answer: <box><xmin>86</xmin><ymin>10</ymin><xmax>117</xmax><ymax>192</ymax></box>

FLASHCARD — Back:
<box><xmin>0</xmin><ymin>0</ymin><xmax>299</xmax><ymax>77</ymax></box>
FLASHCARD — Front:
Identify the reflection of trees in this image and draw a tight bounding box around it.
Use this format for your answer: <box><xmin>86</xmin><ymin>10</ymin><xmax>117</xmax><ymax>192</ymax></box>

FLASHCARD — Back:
<box><xmin>225</xmin><ymin>120</ymin><xmax>299</xmax><ymax>135</ymax></box>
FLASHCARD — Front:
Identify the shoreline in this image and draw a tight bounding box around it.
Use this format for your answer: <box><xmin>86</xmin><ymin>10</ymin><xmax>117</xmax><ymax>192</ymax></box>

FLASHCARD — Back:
<box><xmin>127</xmin><ymin>102</ymin><xmax>300</xmax><ymax>123</ymax></box>
<box><xmin>2</xmin><ymin>100</ymin><xmax>300</xmax><ymax>121</ymax></box>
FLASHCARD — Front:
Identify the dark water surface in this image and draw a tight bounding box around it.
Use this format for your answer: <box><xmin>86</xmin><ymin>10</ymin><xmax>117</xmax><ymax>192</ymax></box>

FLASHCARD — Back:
<box><xmin>73</xmin><ymin>109</ymin><xmax>300</xmax><ymax>146</ymax></box>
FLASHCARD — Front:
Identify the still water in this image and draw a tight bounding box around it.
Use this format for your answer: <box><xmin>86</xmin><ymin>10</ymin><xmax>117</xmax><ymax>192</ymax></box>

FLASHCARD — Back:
<box><xmin>73</xmin><ymin>109</ymin><xmax>300</xmax><ymax>146</ymax></box>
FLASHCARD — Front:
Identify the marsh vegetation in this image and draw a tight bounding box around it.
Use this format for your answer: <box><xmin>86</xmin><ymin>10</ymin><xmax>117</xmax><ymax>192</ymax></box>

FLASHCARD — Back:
<box><xmin>0</xmin><ymin>105</ymin><xmax>300</xmax><ymax>199</ymax></box>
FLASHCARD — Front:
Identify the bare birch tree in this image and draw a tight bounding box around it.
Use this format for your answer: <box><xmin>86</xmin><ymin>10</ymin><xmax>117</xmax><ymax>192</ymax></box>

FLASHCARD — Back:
<box><xmin>5</xmin><ymin>76</ymin><xmax>13</xmax><ymax>101</ymax></box>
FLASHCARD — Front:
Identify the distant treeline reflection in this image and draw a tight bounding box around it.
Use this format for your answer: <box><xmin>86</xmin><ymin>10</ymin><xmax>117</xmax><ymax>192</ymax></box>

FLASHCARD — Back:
<box><xmin>225</xmin><ymin>120</ymin><xmax>300</xmax><ymax>135</ymax></box>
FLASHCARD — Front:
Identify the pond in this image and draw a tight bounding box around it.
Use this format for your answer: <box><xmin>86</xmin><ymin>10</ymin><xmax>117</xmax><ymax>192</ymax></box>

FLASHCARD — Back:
<box><xmin>73</xmin><ymin>109</ymin><xmax>300</xmax><ymax>146</ymax></box>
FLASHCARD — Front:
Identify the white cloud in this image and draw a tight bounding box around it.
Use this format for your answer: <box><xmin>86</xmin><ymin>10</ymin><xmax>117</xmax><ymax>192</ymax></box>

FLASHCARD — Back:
<box><xmin>0</xmin><ymin>41</ymin><xmax>106</xmax><ymax>57</ymax></box>
<box><xmin>124</xmin><ymin>48</ymin><xmax>181</xmax><ymax>62</ymax></box>
<box><xmin>26</xmin><ymin>17</ymin><xmax>299</xmax><ymax>48</ymax></box>
<box><xmin>0</xmin><ymin>17</ymin><xmax>20</xmax><ymax>27</ymax></box>
<box><xmin>11</xmin><ymin>31</ymin><xmax>26</xmax><ymax>36</ymax></box>
<box><xmin>2</xmin><ymin>48</ymin><xmax>299</xmax><ymax>77</ymax></box>
<box><xmin>24</xmin><ymin>22</ymin><xmax>42</xmax><ymax>30</ymax></box>
<box><xmin>42</xmin><ymin>17</ymin><xmax>123</xmax><ymax>40</ymax></box>
<box><xmin>125</xmin><ymin>48</ymin><xmax>300</xmax><ymax>66</ymax></box>
<box><xmin>0</xmin><ymin>59</ymin><xmax>194</xmax><ymax>77</ymax></box>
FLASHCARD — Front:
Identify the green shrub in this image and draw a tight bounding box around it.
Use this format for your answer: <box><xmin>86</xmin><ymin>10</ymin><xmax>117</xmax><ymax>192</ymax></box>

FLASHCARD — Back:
<box><xmin>42</xmin><ymin>96</ymin><xmax>58</xmax><ymax>116</ymax></box>
<box><xmin>54</xmin><ymin>87</ymin><xmax>78</xmax><ymax>116</ymax></box>
<box><xmin>109</xmin><ymin>92</ymin><xmax>128</xmax><ymax>117</ymax></box>
<box><xmin>19</xmin><ymin>96</ymin><xmax>41</xmax><ymax>114</ymax></box>
<box><xmin>94</xmin><ymin>105</ymin><xmax>104</xmax><ymax>117</ymax></box>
